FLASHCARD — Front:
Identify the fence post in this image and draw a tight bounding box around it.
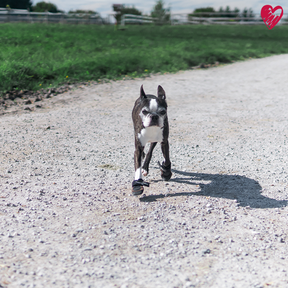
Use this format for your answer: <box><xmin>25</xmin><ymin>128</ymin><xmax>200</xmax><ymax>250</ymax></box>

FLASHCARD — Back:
<box><xmin>121</xmin><ymin>14</ymin><xmax>125</xmax><ymax>26</ymax></box>
<box><xmin>6</xmin><ymin>7</ymin><xmax>10</xmax><ymax>22</ymax></box>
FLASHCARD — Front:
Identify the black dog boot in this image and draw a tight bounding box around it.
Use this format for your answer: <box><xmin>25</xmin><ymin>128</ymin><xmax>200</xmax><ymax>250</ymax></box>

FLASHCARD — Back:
<box><xmin>132</xmin><ymin>179</ymin><xmax>150</xmax><ymax>196</ymax></box>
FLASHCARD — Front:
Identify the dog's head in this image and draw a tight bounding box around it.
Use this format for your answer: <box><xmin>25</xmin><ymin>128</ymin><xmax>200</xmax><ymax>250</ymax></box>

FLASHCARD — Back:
<box><xmin>138</xmin><ymin>85</ymin><xmax>168</xmax><ymax>128</ymax></box>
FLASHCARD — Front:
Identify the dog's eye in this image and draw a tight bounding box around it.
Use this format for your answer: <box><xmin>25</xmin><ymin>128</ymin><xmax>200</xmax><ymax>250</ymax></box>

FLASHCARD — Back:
<box><xmin>160</xmin><ymin>110</ymin><xmax>166</xmax><ymax>115</ymax></box>
<box><xmin>142</xmin><ymin>110</ymin><xmax>149</xmax><ymax>115</ymax></box>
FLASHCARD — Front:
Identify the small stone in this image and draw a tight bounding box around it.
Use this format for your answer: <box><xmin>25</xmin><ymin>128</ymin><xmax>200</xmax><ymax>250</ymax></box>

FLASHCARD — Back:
<box><xmin>184</xmin><ymin>282</ymin><xmax>195</xmax><ymax>288</ymax></box>
<box><xmin>203</xmin><ymin>249</ymin><xmax>211</xmax><ymax>254</ymax></box>
<box><xmin>25</xmin><ymin>99</ymin><xmax>32</xmax><ymax>105</ymax></box>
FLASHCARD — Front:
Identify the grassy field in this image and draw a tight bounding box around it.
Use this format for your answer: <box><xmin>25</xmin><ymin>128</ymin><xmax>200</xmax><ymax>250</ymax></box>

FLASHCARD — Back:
<box><xmin>1</xmin><ymin>23</ymin><xmax>288</xmax><ymax>93</ymax></box>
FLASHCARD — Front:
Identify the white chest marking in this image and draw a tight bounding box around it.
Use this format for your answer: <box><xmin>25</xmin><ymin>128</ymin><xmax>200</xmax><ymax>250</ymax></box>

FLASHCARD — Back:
<box><xmin>149</xmin><ymin>99</ymin><xmax>158</xmax><ymax>112</ymax></box>
<box><xmin>138</xmin><ymin>126</ymin><xmax>163</xmax><ymax>147</ymax></box>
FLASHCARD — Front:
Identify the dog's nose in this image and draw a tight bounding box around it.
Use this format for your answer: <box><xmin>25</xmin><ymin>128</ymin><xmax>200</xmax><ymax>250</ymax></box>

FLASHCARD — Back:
<box><xmin>151</xmin><ymin>115</ymin><xmax>159</xmax><ymax>121</ymax></box>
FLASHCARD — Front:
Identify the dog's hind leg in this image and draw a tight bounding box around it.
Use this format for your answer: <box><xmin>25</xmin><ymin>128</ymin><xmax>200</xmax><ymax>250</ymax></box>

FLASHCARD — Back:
<box><xmin>142</xmin><ymin>142</ymin><xmax>157</xmax><ymax>176</ymax></box>
<box><xmin>158</xmin><ymin>140</ymin><xmax>172</xmax><ymax>181</ymax></box>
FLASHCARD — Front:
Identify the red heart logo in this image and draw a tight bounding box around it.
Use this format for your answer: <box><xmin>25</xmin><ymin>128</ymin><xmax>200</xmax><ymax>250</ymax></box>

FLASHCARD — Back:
<box><xmin>261</xmin><ymin>5</ymin><xmax>283</xmax><ymax>30</ymax></box>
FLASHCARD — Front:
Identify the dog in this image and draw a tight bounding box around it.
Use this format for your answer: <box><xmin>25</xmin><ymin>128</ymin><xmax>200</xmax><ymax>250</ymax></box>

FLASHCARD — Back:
<box><xmin>131</xmin><ymin>85</ymin><xmax>172</xmax><ymax>195</ymax></box>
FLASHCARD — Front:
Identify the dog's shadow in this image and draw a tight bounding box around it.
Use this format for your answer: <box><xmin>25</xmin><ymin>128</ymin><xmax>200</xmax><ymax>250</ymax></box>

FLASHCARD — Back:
<box><xmin>140</xmin><ymin>169</ymin><xmax>287</xmax><ymax>208</ymax></box>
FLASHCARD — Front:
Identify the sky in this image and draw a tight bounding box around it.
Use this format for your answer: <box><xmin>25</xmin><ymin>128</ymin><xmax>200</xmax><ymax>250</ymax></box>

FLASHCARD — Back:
<box><xmin>32</xmin><ymin>0</ymin><xmax>287</xmax><ymax>19</ymax></box>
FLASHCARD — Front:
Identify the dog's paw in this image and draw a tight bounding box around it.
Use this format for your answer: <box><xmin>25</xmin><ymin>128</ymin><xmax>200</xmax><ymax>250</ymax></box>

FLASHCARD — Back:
<box><xmin>132</xmin><ymin>185</ymin><xmax>144</xmax><ymax>196</ymax></box>
<box><xmin>161</xmin><ymin>170</ymin><xmax>172</xmax><ymax>181</ymax></box>
<box><xmin>142</xmin><ymin>169</ymin><xmax>148</xmax><ymax>176</ymax></box>
<box><xmin>158</xmin><ymin>161</ymin><xmax>172</xmax><ymax>181</ymax></box>
<box><xmin>132</xmin><ymin>179</ymin><xmax>150</xmax><ymax>196</ymax></box>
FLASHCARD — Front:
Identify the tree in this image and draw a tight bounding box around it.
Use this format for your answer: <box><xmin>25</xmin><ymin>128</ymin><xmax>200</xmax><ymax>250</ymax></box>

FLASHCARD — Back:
<box><xmin>68</xmin><ymin>9</ymin><xmax>98</xmax><ymax>15</ymax></box>
<box><xmin>188</xmin><ymin>7</ymin><xmax>215</xmax><ymax>19</ymax></box>
<box><xmin>68</xmin><ymin>10</ymin><xmax>101</xmax><ymax>18</ymax></box>
<box><xmin>215</xmin><ymin>6</ymin><xmax>240</xmax><ymax>18</ymax></box>
<box><xmin>242</xmin><ymin>7</ymin><xmax>254</xmax><ymax>20</ymax></box>
<box><xmin>112</xmin><ymin>4</ymin><xmax>142</xmax><ymax>24</ymax></box>
<box><xmin>32</xmin><ymin>1</ymin><xmax>58</xmax><ymax>13</ymax></box>
<box><xmin>0</xmin><ymin>0</ymin><xmax>32</xmax><ymax>9</ymax></box>
<box><xmin>151</xmin><ymin>0</ymin><xmax>170</xmax><ymax>24</ymax></box>
<box><xmin>68</xmin><ymin>9</ymin><xmax>101</xmax><ymax>21</ymax></box>
<box><xmin>113</xmin><ymin>4</ymin><xmax>142</xmax><ymax>24</ymax></box>
<box><xmin>222</xmin><ymin>6</ymin><xmax>238</xmax><ymax>18</ymax></box>
<box><xmin>233</xmin><ymin>8</ymin><xmax>240</xmax><ymax>16</ymax></box>
<box><xmin>224</xmin><ymin>6</ymin><xmax>230</xmax><ymax>17</ymax></box>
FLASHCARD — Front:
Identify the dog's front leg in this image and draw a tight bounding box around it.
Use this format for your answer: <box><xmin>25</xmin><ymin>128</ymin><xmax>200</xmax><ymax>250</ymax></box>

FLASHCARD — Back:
<box><xmin>134</xmin><ymin>143</ymin><xmax>143</xmax><ymax>180</ymax></box>
<box><xmin>158</xmin><ymin>140</ymin><xmax>172</xmax><ymax>181</ymax></box>
<box><xmin>142</xmin><ymin>142</ymin><xmax>157</xmax><ymax>176</ymax></box>
<box><xmin>132</xmin><ymin>142</ymin><xmax>149</xmax><ymax>195</ymax></box>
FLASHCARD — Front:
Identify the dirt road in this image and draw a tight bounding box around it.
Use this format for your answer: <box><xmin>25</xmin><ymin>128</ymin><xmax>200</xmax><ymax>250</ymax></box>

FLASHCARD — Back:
<box><xmin>1</xmin><ymin>55</ymin><xmax>288</xmax><ymax>288</ymax></box>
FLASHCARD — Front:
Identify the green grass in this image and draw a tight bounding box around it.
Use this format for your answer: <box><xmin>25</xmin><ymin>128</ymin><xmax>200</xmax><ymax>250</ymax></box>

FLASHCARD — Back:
<box><xmin>1</xmin><ymin>23</ymin><xmax>288</xmax><ymax>93</ymax></box>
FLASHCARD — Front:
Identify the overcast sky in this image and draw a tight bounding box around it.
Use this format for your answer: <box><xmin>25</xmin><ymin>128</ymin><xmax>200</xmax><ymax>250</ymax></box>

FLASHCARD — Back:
<box><xmin>32</xmin><ymin>0</ymin><xmax>286</xmax><ymax>18</ymax></box>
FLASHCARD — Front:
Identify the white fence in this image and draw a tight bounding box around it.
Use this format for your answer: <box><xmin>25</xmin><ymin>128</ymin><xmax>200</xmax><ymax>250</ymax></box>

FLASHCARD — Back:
<box><xmin>0</xmin><ymin>8</ymin><xmax>104</xmax><ymax>24</ymax></box>
<box><xmin>121</xmin><ymin>14</ymin><xmax>154</xmax><ymax>25</ymax></box>
<box><xmin>171</xmin><ymin>13</ymin><xmax>256</xmax><ymax>25</ymax></box>
<box><xmin>1</xmin><ymin>9</ymin><xmax>288</xmax><ymax>26</ymax></box>
<box><xmin>120</xmin><ymin>12</ymin><xmax>288</xmax><ymax>26</ymax></box>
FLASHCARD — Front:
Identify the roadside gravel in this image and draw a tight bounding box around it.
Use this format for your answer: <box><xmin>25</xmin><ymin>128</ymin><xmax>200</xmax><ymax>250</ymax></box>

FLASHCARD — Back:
<box><xmin>1</xmin><ymin>55</ymin><xmax>288</xmax><ymax>288</ymax></box>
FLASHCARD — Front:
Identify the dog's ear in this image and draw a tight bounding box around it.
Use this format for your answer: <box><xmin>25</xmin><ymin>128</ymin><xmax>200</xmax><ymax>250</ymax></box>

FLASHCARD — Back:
<box><xmin>157</xmin><ymin>85</ymin><xmax>166</xmax><ymax>100</ymax></box>
<box><xmin>140</xmin><ymin>85</ymin><xmax>147</xmax><ymax>99</ymax></box>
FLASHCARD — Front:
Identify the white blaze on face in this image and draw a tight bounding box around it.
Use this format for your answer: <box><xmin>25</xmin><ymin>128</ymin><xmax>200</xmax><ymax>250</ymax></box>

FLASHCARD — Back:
<box><xmin>142</xmin><ymin>99</ymin><xmax>159</xmax><ymax>127</ymax></box>
<box><xmin>139</xmin><ymin>98</ymin><xmax>166</xmax><ymax>128</ymax></box>
<box><xmin>142</xmin><ymin>113</ymin><xmax>151</xmax><ymax>128</ymax></box>
<box><xmin>149</xmin><ymin>99</ymin><xmax>158</xmax><ymax>112</ymax></box>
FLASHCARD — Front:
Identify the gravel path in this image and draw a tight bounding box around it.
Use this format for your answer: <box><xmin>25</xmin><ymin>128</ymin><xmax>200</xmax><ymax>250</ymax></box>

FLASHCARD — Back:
<box><xmin>1</xmin><ymin>55</ymin><xmax>288</xmax><ymax>288</ymax></box>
